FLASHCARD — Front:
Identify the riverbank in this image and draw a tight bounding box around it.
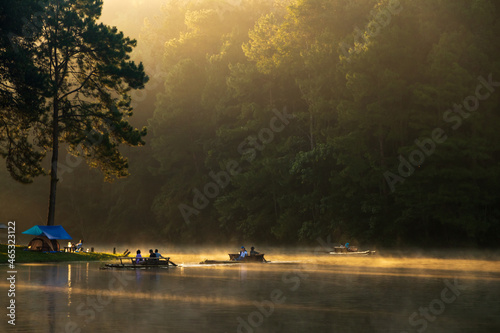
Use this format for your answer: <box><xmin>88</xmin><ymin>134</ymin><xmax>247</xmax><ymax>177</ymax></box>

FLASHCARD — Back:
<box><xmin>0</xmin><ymin>244</ymin><xmax>122</xmax><ymax>263</ymax></box>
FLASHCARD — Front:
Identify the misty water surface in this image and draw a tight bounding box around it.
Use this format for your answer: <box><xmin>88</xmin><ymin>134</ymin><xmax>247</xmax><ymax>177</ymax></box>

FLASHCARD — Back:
<box><xmin>1</xmin><ymin>251</ymin><xmax>499</xmax><ymax>333</ymax></box>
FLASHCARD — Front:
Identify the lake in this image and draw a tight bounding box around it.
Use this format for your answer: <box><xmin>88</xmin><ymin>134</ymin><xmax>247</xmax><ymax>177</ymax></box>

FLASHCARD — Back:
<box><xmin>1</xmin><ymin>250</ymin><xmax>500</xmax><ymax>333</ymax></box>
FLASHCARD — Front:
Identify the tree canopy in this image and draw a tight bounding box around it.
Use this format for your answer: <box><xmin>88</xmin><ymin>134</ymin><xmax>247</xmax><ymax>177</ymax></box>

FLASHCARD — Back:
<box><xmin>146</xmin><ymin>0</ymin><xmax>500</xmax><ymax>246</ymax></box>
<box><xmin>1</xmin><ymin>0</ymin><xmax>147</xmax><ymax>225</ymax></box>
<box><xmin>1</xmin><ymin>0</ymin><xmax>499</xmax><ymax>247</ymax></box>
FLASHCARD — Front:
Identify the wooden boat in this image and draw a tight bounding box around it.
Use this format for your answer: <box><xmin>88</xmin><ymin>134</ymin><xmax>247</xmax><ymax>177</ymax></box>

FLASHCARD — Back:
<box><xmin>228</xmin><ymin>253</ymin><xmax>267</xmax><ymax>262</ymax></box>
<box><xmin>330</xmin><ymin>247</ymin><xmax>376</xmax><ymax>256</ymax></box>
<box><xmin>104</xmin><ymin>256</ymin><xmax>177</xmax><ymax>268</ymax></box>
<box><xmin>200</xmin><ymin>253</ymin><xmax>267</xmax><ymax>264</ymax></box>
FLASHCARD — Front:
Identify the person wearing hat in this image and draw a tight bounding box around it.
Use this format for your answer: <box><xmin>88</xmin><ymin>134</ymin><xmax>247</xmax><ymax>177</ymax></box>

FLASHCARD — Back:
<box><xmin>236</xmin><ymin>246</ymin><xmax>248</xmax><ymax>260</ymax></box>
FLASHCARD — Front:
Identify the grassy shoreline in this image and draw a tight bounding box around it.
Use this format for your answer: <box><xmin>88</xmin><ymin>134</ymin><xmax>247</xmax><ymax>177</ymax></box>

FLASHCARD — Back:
<box><xmin>0</xmin><ymin>244</ymin><xmax>122</xmax><ymax>263</ymax></box>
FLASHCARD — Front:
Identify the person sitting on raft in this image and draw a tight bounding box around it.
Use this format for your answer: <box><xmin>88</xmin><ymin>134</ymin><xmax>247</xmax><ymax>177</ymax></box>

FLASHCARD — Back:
<box><xmin>135</xmin><ymin>250</ymin><xmax>143</xmax><ymax>264</ymax></box>
<box><xmin>236</xmin><ymin>246</ymin><xmax>248</xmax><ymax>260</ymax></box>
<box><xmin>250</xmin><ymin>246</ymin><xmax>259</xmax><ymax>256</ymax></box>
<box><xmin>345</xmin><ymin>243</ymin><xmax>355</xmax><ymax>252</ymax></box>
<box><xmin>154</xmin><ymin>249</ymin><xmax>164</xmax><ymax>258</ymax></box>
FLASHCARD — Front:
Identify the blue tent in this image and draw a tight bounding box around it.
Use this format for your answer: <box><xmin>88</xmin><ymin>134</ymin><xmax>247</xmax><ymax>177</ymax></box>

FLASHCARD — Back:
<box><xmin>22</xmin><ymin>225</ymin><xmax>72</xmax><ymax>240</ymax></box>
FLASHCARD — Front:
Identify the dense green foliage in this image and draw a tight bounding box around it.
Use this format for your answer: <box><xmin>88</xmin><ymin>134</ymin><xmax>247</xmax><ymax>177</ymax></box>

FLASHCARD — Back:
<box><xmin>1</xmin><ymin>0</ymin><xmax>499</xmax><ymax>247</ymax></box>
<box><xmin>0</xmin><ymin>0</ymin><xmax>147</xmax><ymax>225</ymax></box>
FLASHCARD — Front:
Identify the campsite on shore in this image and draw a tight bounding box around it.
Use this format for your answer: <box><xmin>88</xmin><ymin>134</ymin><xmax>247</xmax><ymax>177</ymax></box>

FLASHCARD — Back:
<box><xmin>0</xmin><ymin>244</ymin><xmax>120</xmax><ymax>264</ymax></box>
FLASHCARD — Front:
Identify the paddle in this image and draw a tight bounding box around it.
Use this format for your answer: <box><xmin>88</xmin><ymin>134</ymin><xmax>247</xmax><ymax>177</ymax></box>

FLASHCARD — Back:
<box><xmin>164</xmin><ymin>257</ymin><xmax>178</xmax><ymax>266</ymax></box>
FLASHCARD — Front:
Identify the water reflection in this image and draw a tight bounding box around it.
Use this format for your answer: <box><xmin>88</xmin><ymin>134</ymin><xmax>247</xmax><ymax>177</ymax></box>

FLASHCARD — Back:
<box><xmin>240</xmin><ymin>265</ymin><xmax>248</xmax><ymax>281</ymax></box>
<box><xmin>67</xmin><ymin>264</ymin><xmax>72</xmax><ymax>309</ymax></box>
<box><xmin>1</xmin><ymin>254</ymin><xmax>499</xmax><ymax>333</ymax></box>
<box><xmin>44</xmin><ymin>266</ymin><xmax>59</xmax><ymax>333</ymax></box>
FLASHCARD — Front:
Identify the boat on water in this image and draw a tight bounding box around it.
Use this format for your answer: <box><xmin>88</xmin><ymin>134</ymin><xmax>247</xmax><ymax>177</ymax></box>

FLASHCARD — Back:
<box><xmin>104</xmin><ymin>256</ymin><xmax>177</xmax><ymax>268</ymax></box>
<box><xmin>330</xmin><ymin>247</ymin><xmax>376</xmax><ymax>256</ymax></box>
<box><xmin>200</xmin><ymin>253</ymin><xmax>267</xmax><ymax>264</ymax></box>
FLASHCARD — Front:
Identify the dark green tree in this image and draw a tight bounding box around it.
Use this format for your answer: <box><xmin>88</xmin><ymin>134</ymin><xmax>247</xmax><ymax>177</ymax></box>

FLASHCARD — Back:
<box><xmin>1</xmin><ymin>0</ymin><xmax>147</xmax><ymax>226</ymax></box>
<box><xmin>146</xmin><ymin>0</ymin><xmax>282</xmax><ymax>242</ymax></box>
<box><xmin>0</xmin><ymin>0</ymin><xmax>47</xmax><ymax>183</ymax></box>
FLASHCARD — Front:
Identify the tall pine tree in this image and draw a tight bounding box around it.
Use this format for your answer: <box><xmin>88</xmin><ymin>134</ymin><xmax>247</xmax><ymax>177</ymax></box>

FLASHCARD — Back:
<box><xmin>1</xmin><ymin>0</ymin><xmax>147</xmax><ymax>226</ymax></box>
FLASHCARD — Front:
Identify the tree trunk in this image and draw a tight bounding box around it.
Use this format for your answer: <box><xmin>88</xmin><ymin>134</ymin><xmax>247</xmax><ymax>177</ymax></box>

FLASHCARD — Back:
<box><xmin>47</xmin><ymin>98</ymin><xmax>59</xmax><ymax>226</ymax></box>
<box><xmin>309</xmin><ymin>109</ymin><xmax>314</xmax><ymax>150</ymax></box>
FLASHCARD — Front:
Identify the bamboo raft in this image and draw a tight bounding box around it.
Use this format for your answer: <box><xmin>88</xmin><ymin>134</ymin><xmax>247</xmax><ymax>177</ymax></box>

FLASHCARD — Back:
<box><xmin>104</xmin><ymin>257</ymin><xmax>177</xmax><ymax>268</ymax></box>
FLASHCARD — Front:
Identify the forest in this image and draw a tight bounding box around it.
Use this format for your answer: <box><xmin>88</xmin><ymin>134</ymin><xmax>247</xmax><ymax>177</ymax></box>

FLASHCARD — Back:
<box><xmin>1</xmin><ymin>0</ymin><xmax>499</xmax><ymax>247</ymax></box>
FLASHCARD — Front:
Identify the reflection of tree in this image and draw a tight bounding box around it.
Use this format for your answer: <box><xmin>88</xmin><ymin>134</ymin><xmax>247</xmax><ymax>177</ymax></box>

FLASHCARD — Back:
<box><xmin>41</xmin><ymin>265</ymin><xmax>62</xmax><ymax>333</ymax></box>
<box><xmin>47</xmin><ymin>291</ymin><xmax>56</xmax><ymax>333</ymax></box>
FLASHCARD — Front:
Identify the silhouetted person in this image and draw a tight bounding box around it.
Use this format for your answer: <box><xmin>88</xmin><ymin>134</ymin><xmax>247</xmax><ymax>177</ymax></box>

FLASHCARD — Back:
<box><xmin>154</xmin><ymin>249</ymin><xmax>164</xmax><ymax>258</ymax></box>
<box><xmin>135</xmin><ymin>250</ymin><xmax>143</xmax><ymax>264</ymax></box>
<box><xmin>250</xmin><ymin>246</ymin><xmax>259</xmax><ymax>256</ymax></box>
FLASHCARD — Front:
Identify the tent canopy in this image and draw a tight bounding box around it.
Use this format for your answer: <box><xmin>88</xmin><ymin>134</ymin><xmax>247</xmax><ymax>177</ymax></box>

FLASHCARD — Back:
<box><xmin>22</xmin><ymin>225</ymin><xmax>72</xmax><ymax>240</ymax></box>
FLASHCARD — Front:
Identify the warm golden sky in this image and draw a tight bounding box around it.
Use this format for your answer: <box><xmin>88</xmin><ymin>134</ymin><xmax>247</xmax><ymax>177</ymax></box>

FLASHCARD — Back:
<box><xmin>100</xmin><ymin>0</ymin><xmax>166</xmax><ymax>39</ymax></box>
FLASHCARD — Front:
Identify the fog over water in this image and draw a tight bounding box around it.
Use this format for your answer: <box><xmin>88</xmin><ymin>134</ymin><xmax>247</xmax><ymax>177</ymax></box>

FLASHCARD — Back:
<box><xmin>2</xmin><ymin>250</ymin><xmax>499</xmax><ymax>333</ymax></box>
